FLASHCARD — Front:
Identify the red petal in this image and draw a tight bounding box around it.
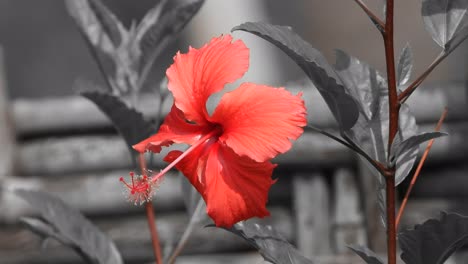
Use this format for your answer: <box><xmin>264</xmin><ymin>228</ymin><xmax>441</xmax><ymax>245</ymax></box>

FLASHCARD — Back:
<box><xmin>133</xmin><ymin>105</ymin><xmax>210</xmax><ymax>153</ymax></box>
<box><xmin>166</xmin><ymin>35</ymin><xmax>249</xmax><ymax>124</ymax></box>
<box><xmin>165</xmin><ymin>142</ymin><xmax>276</xmax><ymax>227</ymax></box>
<box><xmin>210</xmin><ymin>83</ymin><xmax>307</xmax><ymax>162</ymax></box>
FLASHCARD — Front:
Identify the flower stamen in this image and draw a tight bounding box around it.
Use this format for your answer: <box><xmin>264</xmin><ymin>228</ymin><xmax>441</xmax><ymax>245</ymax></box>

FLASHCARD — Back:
<box><xmin>120</xmin><ymin>129</ymin><xmax>221</xmax><ymax>205</ymax></box>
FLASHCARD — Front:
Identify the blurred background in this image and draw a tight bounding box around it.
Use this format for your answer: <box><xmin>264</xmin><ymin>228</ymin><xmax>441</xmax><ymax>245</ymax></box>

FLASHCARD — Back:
<box><xmin>0</xmin><ymin>0</ymin><xmax>467</xmax><ymax>263</ymax></box>
<box><xmin>1</xmin><ymin>0</ymin><xmax>466</xmax><ymax>98</ymax></box>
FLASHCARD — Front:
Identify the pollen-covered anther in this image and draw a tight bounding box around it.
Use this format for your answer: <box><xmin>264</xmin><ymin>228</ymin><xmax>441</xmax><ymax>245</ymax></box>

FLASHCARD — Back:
<box><xmin>120</xmin><ymin>171</ymin><xmax>161</xmax><ymax>205</ymax></box>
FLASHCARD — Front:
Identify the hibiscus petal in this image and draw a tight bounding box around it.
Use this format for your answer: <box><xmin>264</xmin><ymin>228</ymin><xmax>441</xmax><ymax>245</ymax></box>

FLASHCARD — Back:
<box><xmin>133</xmin><ymin>105</ymin><xmax>209</xmax><ymax>153</ymax></box>
<box><xmin>211</xmin><ymin>83</ymin><xmax>307</xmax><ymax>162</ymax></box>
<box><xmin>166</xmin><ymin>35</ymin><xmax>249</xmax><ymax>124</ymax></box>
<box><xmin>163</xmin><ymin>142</ymin><xmax>212</xmax><ymax>195</ymax></box>
<box><xmin>165</xmin><ymin>142</ymin><xmax>276</xmax><ymax>227</ymax></box>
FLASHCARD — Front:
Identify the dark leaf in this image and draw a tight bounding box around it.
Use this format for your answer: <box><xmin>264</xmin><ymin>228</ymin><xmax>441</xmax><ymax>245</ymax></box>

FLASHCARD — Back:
<box><xmin>233</xmin><ymin>22</ymin><xmax>359</xmax><ymax>130</ymax></box>
<box><xmin>399</xmin><ymin>212</ymin><xmax>468</xmax><ymax>264</ymax></box>
<box><xmin>422</xmin><ymin>0</ymin><xmax>468</xmax><ymax>49</ymax></box>
<box><xmin>87</xmin><ymin>0</ymin><xmax>123</xmax><ymax>46</ymax></box>
<box><xmin>335</xmin><ymin>50</ymin><xmax>418</xmax><ymax>185</ymax></box>
<box><xmin>20</xmin><ymin>217</ymin><xmax>96</xmax><ymax>263</ymax></box>
<box><xmin>222</xmin><ymin>222</ymin><xmax>315</xmax><ymax>264</ymax></box>
<box><xmin>20</xmin><ymin>217</ymin><xmax>71</xmax><ymax>244</ymax></box>
<box><xmin>81</xmin><ymin>91</ymin><xmax>155</xmax><ymax>151</ymax></box>
<box><xmin>348</xmin><ymin>245</ymin><xmax>384</xmax><ymax>264</ymax></box>
<box><xmin>16</xmin><ymin>189</ymin><xmax>122</xmax><ymax>264</ymax></box>
<box><xmin>397</xmin><ymin>43</ymin><xmax>413</xmax><ymax>86</ymax></box>
<box><xmin>138</xmin><ymin>0</ymin><xmax>205</xmax><ymax>73</ymax></box>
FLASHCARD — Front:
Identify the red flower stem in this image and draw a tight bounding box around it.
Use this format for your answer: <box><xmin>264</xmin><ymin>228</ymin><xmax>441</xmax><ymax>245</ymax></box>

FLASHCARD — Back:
<box><xmin>145</xmin><ymin>202</ymin><xmax>163</xmax><ymax>264</ymax></box>
<box><xmin>139</xmin><ymin>154</ymin><xmax>163</xmax><ymax>264</ymax></box>
<box><xmin>148</xmin><ymin>129</ymin><xmax>220</xmax><ymax>184</ymax></box>
<box><xmin>395</xmin><ymin>107</ymin><xmax>448</xmax><ymax>228</ymax></box>
<box><xmin>382</xmin><ymin>1</ymin><xmax>397</xmax><ymax>264</ymax></box>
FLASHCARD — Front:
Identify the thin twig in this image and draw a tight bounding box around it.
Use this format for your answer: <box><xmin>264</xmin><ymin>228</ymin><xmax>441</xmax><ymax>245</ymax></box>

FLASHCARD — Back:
<box><xmin>353</xmin><ymin>0</ymin><xmax>385</xmax><ymax>32</ymax></box>
<box><xmin>395</xmin><ymin>107</ymin><xmax>448</xmax><ymax>228</ymax></box>
<box><xmin>167</xmin><ymin>198</ymin><xmax>206</xmax><ymax>264</ymax></box>
<box><xmin>139</xmin><ymin>154</ymin><xmax>163</xmax><ymax>264</ymax></box>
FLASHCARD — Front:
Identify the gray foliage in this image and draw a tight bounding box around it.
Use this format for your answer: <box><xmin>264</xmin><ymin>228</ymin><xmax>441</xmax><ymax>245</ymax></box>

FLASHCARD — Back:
<box><xmin>399</xmin><ymin>212</ymin><xmax>468</xmax><ymax>264</ymax></box>
<box><xmin>65</xmin><ymin>0</ymin><xmax>204</xmax><ymax>95</ymax></box>
<box><xmin>396</xmin><ymin>43</ymin><xmax>413</xmax><ymax>87</ymax></box>
<box><xmin>222</xmin><ymin>222</ymin><xmax>315</xmax><ymax>264</ymax></box>
<box><xmin>348</xmin><ymin>245</ymin><xmax>384</xmax><ymax>264</ymax></box>
<box><xmin>334</xmin><ymin>50</ymin><xmax>419</xmax><ymax>186</ymax></box>
<box><xmin>15</xmin><ymin>189</ymin><xmax>123</xmax><ymax>264</ymax></box>
<box><xmin>138</xmin><ymin>0</ymin><xmax>205</xmax><ymax>74</ymax></box>
<box><xmin>422</xmin><ymin>0</ymin><xmax>468</xmax><ymax>49</ymax></box>
<box><xmin>81</xmin><ymin>91</ymin><xmax>155</xmax><ymax>152</ymax></box>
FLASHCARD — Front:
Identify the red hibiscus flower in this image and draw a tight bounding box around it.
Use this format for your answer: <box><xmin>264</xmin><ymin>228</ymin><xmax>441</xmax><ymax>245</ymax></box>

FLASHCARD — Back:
<box><xmin>125</xmin><ymin>35</ymin><xmax>306</xmax><ymax>227</ymax></box>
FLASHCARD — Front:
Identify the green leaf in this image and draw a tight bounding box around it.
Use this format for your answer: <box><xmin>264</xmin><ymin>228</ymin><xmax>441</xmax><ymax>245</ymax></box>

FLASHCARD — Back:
<box><xmin>138</xmin><ymin>0</ymin><xmax>205</xmax><ymax>74</ymax></box>
<box><xmin>232</xmin><ymin>22</ymin><xmax>359</xmax><ymax>131</ymax></box>
<box><xmin>16</xmin><ymin>189</ymin><xmax>122</xmax><ymax>264</ymax></box>
<box><xmin>422</xmin><ymin>0</ymin><xmax>468</xmax><ymax>49</ymax></box>
<box><xmin>222</xmin><ymin>222</ymin><xmax>315</xmax><ymax>264</ymax></box>
<box><xmin>81</xmin><ymin>91</ymin><xmax>155</xmax><ymax>152</ymax></box>
<box><xmin>399</xmin><ymin>212</ymin><xmax>468</xmax><ymax>264</ymax></box>
<box><xmin>396</xmin><ymin>43</ymin><xmax>413</xmax><ymax>87</ymax></box>
<box><xmin>348</xmin><ymin>245</ymin><xmax>384</xmax><ymax>264</ymax></box>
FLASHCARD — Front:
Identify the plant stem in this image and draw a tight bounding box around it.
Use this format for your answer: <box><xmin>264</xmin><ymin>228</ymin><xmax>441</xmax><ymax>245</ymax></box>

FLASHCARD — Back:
<box><xmin>385</xmin><ymin>171</ymin><xmax>397</xmax><ymax>264</ymax></box>
<box><xmin>383</xmin><ymin>0</ymin><xmax>398</xmax><ymax>153</ymax></box>
<box><xmin>145</xmin><ymin>201</ymin><xmax>163</xmax><ymax>264</ymax></box>
<box><xmin>382</xmin><ymin>1</ymin><xmax>397</xmax><ymax>264</ymax></box>
<box><xmin>139</xmin><ymin>154</ymin><xmax>163</xmax><ymax>264</ymax></box>
<box><xmin>395</xmin><ymin>107</ymin><xmax>448</xmax><ymax>227</ymax></box>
